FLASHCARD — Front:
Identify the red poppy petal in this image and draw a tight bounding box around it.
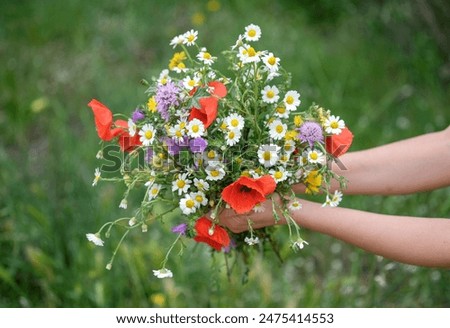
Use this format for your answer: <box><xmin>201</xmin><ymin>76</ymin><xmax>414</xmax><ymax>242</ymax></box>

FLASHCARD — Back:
<box><xmin>118</xmin><ymin>132</ymin><xmax>142</xmax><ymax>152</ymax></box>
<box><xmin>199</xmin><ymin>97</ymin><xmax>218</xmax><ymax>128</ymax></box>
<box><xmin>256</xmin><ymin>175</ymin><xmax>277</xmax><ymax>196</ymax></box>
<box><xmin>194</xmin><ymin>217</ymin><xmax>230</xmax><ymax>251</ymax></box>
<box><xmin>222</xmin><ymin>178</ymin><xmax>266</xmax><ymax>214</ymax></box>
<box><xmin>208</xmin><ymin>81</ymin><xmax>227</xmax><ymax>98</ymax></box>
<box><xmin>188</xmin><ymin>107</ymin><xmax>207</xmax><ymax>126</ymax></box>
<box><xmin>326</xmin><ymin>127</ymin><xmax>354</xmax><ymax>157</ymax></box>
<box><xmin>88</xmin><ymin>99</ymin><xmax>114</xmax><ymax>141</ymax></box>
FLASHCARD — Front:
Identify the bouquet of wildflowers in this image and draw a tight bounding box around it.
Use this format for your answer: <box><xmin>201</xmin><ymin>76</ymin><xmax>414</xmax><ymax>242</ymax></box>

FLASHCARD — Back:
<box><xmin>87</xmin><ymin>24</ymin><xmax>353</xmax><ymax>279</ymax></box>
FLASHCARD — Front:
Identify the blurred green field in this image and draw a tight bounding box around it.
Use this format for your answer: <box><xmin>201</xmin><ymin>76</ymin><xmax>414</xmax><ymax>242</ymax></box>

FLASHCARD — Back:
<box><xmin>1</xmin><ymin>0</ymin><xmax>449</xmax><ymax>307</ymax></box>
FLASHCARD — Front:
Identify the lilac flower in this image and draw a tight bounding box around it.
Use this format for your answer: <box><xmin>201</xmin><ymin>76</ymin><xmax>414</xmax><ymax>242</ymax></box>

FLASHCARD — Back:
<box><xmin>145</xmin><ymin>148</ymin><xmax>154</xmax><ymax>163</ymax></box>
<box><xmin>155</xmin><ymin>81</ymin><xmax>180</xmax><ymax>121</ymax></box>
<box><xmin>132</xmin><ymin>109</ymin><xmax>145</xmax><ymax>122</ymax></box>
<box><xmin>298</xmin><ymin>122</ymin><xmax>324</xmax><ymax>148</ymax></box>
<box><xmin>189</xmin><ymin>137</ymin><xmax>208</xmax><ymax>153</ymax></box>
<box><xmin>223</xmin><ymin>238</ymin><xmax>237</xmax><ymax>253</ymax></box>
<box><xmin>171</xmin><ymin>223</ymin><xmax>188</xmax><ymax>235</ymax></box>
<box><xmin>164</xmin><ymin>137</ymin><xmax>181</xmax><ymax>156</ymax></box>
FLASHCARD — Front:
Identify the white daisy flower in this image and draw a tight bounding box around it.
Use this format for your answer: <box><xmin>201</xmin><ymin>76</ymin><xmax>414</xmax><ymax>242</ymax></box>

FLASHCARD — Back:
<box><xmin>179</xmin><ymin>194</ymin><xmax>197</xmax><ymax>215</ymax></box>
<box><xmin>157</xmin><ymin>69</ymin><xmax>171</xmax><ymax>85</ymax></box>
<box><xmin>182</xmin><ymin>75</ymin><xmax>200</xmax><ymax>91</ymax></box>
<box><xmin>283</xmin><ymin>140</ymin><xmax>296</xmax><ymax>154</ymax></box>
<box><xmin>238</xmin><ymin>44</ymin><xmax>261</xmax><ymax>64</ymax></box>
<box><xmin>153</xmin><ymin>268</ymin><xmax>173</xmax><ymax>279</ymax></box>
<box><xmin>172</xmin><ymin>173</ymin><xmax>192</xmax><ymax>195</ymax></box>
<box><xmin>128</xmin><ymin>118</ymin><xmax>137</xmax><ymax>137</ymax></box>
<box><xmin>307</xmin><ymin>149</ymin><xmax>326</xmax><ymax>165</ymax></box>
<box><xmin>119</xmin><ymin>199</ymin><xmax>127</xmax><ymax>209</ymax></box>
<box><xmin>197</xmin><ymin>47</ymin><xmax>215</xmax><ymax>65</ymax></box>
<box><xmin>261</xmin><ymin>85</ymin><xmax>280</xmax><ymax>104</ymax></box>
<box><xmin>268</xmin><ymin>119</ymin><xmax>287</xmax><ymax>140</ymax></box>
<box><xmin>225</xmin><ymin>129</ymin><xmax>241</xmax><ymax>146</ymax></box>
<box><xmin>168</xmin><ymin>124</ymin><xmax>186</xmax><ymax>141</ymax></box>
<box><xmin>323</xmin><ymin>190</ymin><xmax>343</xmax><ymax>207</ymax></box>
<box><xmin>269</xmin><ymin>166</ymin><xmax>291</xmax><ymax>183</ymax></box>
<box><xmin>225</xmin><ymin>113</ymin><xmax>245</xmax><ymax>130</ymax></box>
<box><xmin>139</xmin><ymin>124</ymin><xmax>156</xmax><ymax>146</ymax></box>
<box><xmin>169</xmin><ymin>34</ymin><xmax>184</xmax><ymax>48</ymax></box>
<box><xmin>194</xmin><ymin>178</ymin><xmax>210</xmax><ymax>191</ymax></box>
<box><xmin>86</xmin><ymin>233</ymin><xmax>104</xmax><ymax>246</ymax></box>
<box><xmin>288</xmin><ymin>200</ymin><xmax>302</xmax><ymax>211</ymax></box>
<box><xmin>205</xmin><ymin>165</ymin><xmax>226</xmax><ymax>181</ymax></box>
<box><xmin>92</xmin><ymin>167</ymin><xmax>101</xmax><ymax>186</ymax></box>
<box><xmin>186</xmin><ymin>118</ymin><xmax>205</xmax><ymax>138</ymax></box>
<box><xmin>253</xmin><ymin>203</ymin><xmax>265</xmax><ymax>213</ymax></box>
<box><xmin>283</xmin><ymin>90</ymin><xmax>301</xmax><ymax>111</ymax></box>
<box><xmin>183</xmin><ymin>29</ymin><xmax>198</xmax><ymax>46</ymax></box>
<box><xmin>191</xmin><ymin>191</ymin><xmax>208</xmax><ymax>207</ymax></box>
<box><xmin>203</xmin><ymin>149</ymin><xmax>222</xmax><ymax>167</ymax></box>
<box><xmin>148</xmin><ymin>183</ymin><xmax>162</xmax><ymax>200</ymax></box>
<box><xmin>324</xmin><ymin>115</ymin><xmax>345</xmax><ymax>135</ymax></box>
<box><xmin>258</xmin><ymin>144</ymin><xmax>280</xmax><ymax>167</ymax></box>
<box><xmin>262</xmin><ymin>52</ymin><xmax>280</xmax><ymax>71</ymax></box>
<box><xmin>244</xmin><ymin>236</ymin><xmax>260</xmax><ymax>245</ymax></box>
<box><xmin>278</xmin><ymin>153</ymin><xmax>291</xmax><ymax>166</ymax></box>
<box><xmin>231</xmin><ymin>34</ymin><xmax>245</xmax><ymax>50</ymax></box>
<box><xmin>244</xmin><ymin>24</ymin><xmax>262</xmax><ymax>42</ymax></box>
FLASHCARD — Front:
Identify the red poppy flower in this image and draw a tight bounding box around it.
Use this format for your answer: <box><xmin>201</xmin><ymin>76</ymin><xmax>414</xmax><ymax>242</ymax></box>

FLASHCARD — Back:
<box><xmin>115</xmin><ymin>120</ymin><xmax>142</xmax><ymax>152</ymax></box>
<box><xmin>326</xmin><ymin>127</ymin><xmax>354</xmax><ymax>157</ymax></box>
<box><xmin>189</xmin><ymin>96</ymin><xmax>219</xmax><ymax>129</ymax></box>
<box><xmin>88</xmin><ymin>99</ymin><xmax>126</xmax><ymax>141</ymax></box>
<box><xmin>194</xmin><ymin>217</ymin><xmax>230</xmax><ymax>251</ymax></box>
<box><xmin>208</xmin><ymin>81</ymin><xmax>227</xmax><ymax>98</ymax></box>
<box><xmin>221</xmin><ymin>175</ymin><xmax>277</xmax><ymax>214</ymax></box>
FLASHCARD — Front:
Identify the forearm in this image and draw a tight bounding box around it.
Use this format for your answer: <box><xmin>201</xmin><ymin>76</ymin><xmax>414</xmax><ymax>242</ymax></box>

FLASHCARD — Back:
<box><xmin>292</xmin><ymin>199</ymin><xmax>450</xmax><ymax>268</ymax></box>
<box><xmin>312</xmin><ymin>126</ymin><xmax>450</xmax><ymax>195</ymax></box>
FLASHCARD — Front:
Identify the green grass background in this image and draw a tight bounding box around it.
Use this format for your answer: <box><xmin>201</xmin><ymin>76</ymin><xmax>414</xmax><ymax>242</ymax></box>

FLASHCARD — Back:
<box><xmin>1</xmin><ymin>0</ymin><xmax>449</xmax><ymax>307</ymax></box>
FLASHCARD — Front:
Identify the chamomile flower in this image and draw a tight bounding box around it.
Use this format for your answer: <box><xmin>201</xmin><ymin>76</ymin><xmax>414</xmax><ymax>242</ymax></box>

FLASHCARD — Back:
<box><xmin>269</xmin><ymin>166</ymin><xmax>291</xmax><ymax>183</ymax></box>
<box><xmin>182</xmin><ymin>75</ymin><xmax>200</xmax><ymax>91</ymax></box>
<box><xmin>283</xmin><ymin>90</ymin><xmax>301</xmax><ymax>111</ymax></box>
<box><xmin>139</xmin><ymin>124</ymin><xmax>156</xmax><ymax>146</ymax></box>
<box><xmin>126</xmin><ymin>118</ymin><xmax>137</xmax><ymax>137</ymax></box>
<box><xmin>225</xmin><ymin>113</ymin><xmax>245</xmax><ymax>130</ymax></box>
<box><xmin>86</xmin><ymin>233</ymin><xmax>104</xmax><ymax>246</ymax></box>
<box><xmin>231</xmin><ymin>34</ymin><xmax>245</xmax><ymax>50</ymax></box>
<box><xmin>205</xmin><ymin>165</ymin><xmax>226</xmax><ymax>181</ymax></box>
<box><xmin>157</xmin><ymin>69</ymin><xmax>171</xmax><ymax>85</ymax></box>
<box><xmin>244</xmin><ymin>24</ymin><xmax>262</xmax><ymax>42</ymax></box>
<box><xmin>197</xmin><ymin>47</ymin><xmax>215</xmax><ymax>65</ymax></box>
<box><xmin>288</xmin><ymin>200</ymin><xmax>302</xmax><ymax>211</ymax></box>
<box><xmin>119</xmin><ymin>199</ymin><xmax>128</xmax><ymax>209</ymax></box>
<box><xmin>323</xmin><ymin>115</ymin><xmax>345</xmax><ymax>135</ymax></box>
<box><xmin>168</xmin><ymin>124</ymin><xmax>186</xmax><ymax>141</ymax></box>
<box><xmin>92</xmin><ymin>168</ymin><xmax>101</xmax><ymax>186</ymax></box>
<box><xmin>153</xmin><ymin>268</ymin><xmax>173</xmax><ymax>279</ymax></box>
<box><xmin>238</xmin><ymin>44</ymin><xmax>261</xmax><ymax>63</ymax></box>
<box><xmin>224</xmin><ymin>129</ymin><xmax>241</xmax><ymax>146</ymax></box>
<box><xmin>186</xmin><ymin>118</ymin><xmax>205</xmax><ymax>138</ymax></box>
<box><xmin>148</xmin><ymin>183</ymin><xmax>162</xmax><ymax>200</ymax></box>
<box><xmin>274</xmin><ymin>106</ymin><xmax>289</xmax><ymax>118</ymax></box>
<box><xmin>269</xmin><ymin>119</ymin><xmax>287</xmax><ymax>140</ymax></box>
<box><xmin>283</xmin><ymin>140</ymin><xmax>296</xmax><ymax>154</ymax></box>
<box><xmin>261</xmin><ymin>85</ymin><xmax>280</xmax><ymax>104</ymax></box>
<box><xmin>323</xmin><ymin>190</ymin><xmax>343</xmax><ymax>207</ymax></box>
<box><xmin>172</xmin><ymin>173</ymin><xmax>192</xmax><ymax>195</ymax></box>
<box><xmin>191</xmin><ymin>191</ymin><xmax>208</xmax><ymax>207</ymax></box>
<box><xmin>194</xmin><ymin>178</ymin><xmax>210</xmax><ymax>191</ymax></box>
<box><xmin>183</xmin><ymin>29</ymin><xmax>198</xmax><ymax>46</ymax></box>
<box><xmin>262</xmin><ymin>52</ymin><xmax>280</xmax><ymax>71</ymax></box>
<box><xmin>244</xmin><ymin>236</ymin><xmax>260</xmax><ymax>245</ymax></box>
<box><xmin>169</xmin><ymin>34</ymin><xmax>184</xmax><ymax>48</ymax></box>
<box><xmin>307</xmin><ymin>149</ymin><xmax>326</xmax><ymax>165</ymax></box>
<box><xmin>278</xmin><ymin>153</ymin><xmax>291</xmax><ymax>166</ymax></box>
<box><xmin>258</xmin><ymin>144</ymin><xmax>280</xmax><ymax>167</ymax></box>
<box><xmin>179</xmin><ymin>194</ymin><xmax>197</xmax><ymax>215</ymax></box>
<box><xmin>253</xmin><ymin>203</ymin><xmax>266</xmax><ymax>213</ymax></box>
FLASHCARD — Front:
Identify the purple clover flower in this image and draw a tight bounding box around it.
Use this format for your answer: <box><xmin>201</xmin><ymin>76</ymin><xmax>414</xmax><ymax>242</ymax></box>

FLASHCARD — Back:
<box><xmin>189</xmin><ymin>137</ymin><xmax>208</xmax><ymax>153</ymax></box>
<box><xmin>155</xmin><ymin>81</ymin><xmax>180</xmax><ymax>121</ymax></box>
<box><xmin>298</xmin><ymin>122</ymin><xmax>324</xmax><ymax>148</ymax></box>
<box><xmin>171</xmin><ymin>223</ymin><xmax>188</xmax><ymax>235</ymax></box>
<box><xmin>131</xmin><ymin>109</ymin><xmax>145</xmax><ymax>123</ymax></box>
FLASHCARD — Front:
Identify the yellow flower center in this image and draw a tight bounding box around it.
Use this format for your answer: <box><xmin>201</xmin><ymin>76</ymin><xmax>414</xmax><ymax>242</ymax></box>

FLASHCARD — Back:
<box><xmin>188</xmin><ymin>79</ymin><xmax>196</xmax><ymax>87</ymax></box>
<box><xmin>274</xmin><ymin>171</ymin><xmax>283</xmax><ymax>180</ymax></box>
<box><xmin>230</xmin><ymin>118</ymin><xmax>239</xmax><ymax>127</ymax></box>
<box><xmin>229</xmin><ymin>131</ymin><xmax>235</xmax><ymax>139</ymax></box>
<box><xmin>210</xmin><ymin>170</ymin><xmax>220</xmax><ymax>177</ymax></box>
<box><xmin>263</xmin><ymin>151</ymin><xmax>271</xmax><ymax>161</ymax></box>
<box><xmin>187</xmin><ymin>35</ymin><xmax>195</xmax><ymax>43</ymax></box>
<box><xmin>284</xmin><ymin>143</ymin><xmax>293</xmax><ymax>152</ymax></box>
<box><xmin>275</xmin><ymin>125</ymin><xmax>284</xmax><ymax>133</ymax></box>
<box><xmin>294</xmin><ymin>115</ymin><xmax>303</xmax><ymax>126</ymax></box>
<box><xmin>247</xmin><ymin>47</ymin><xmax>256</xmax><ymax>57</ymax></box>
<box><xmin>248</xmin><ymin>29</ymin><xmax>256</xmax><ymax>37</ymax></box>
<box><xmin>203</xmin><ymin>52</ymin><xmax>211</xmax><ymax>59</ymax></box>
<box><xmin>330</xmin><ymin>121</ymin><xmax>339</xmax><ymax>129</ymax></box>
<box><xmin>175</xmin><ymin>130</ymin><xmax>182</xmax><ymax>138</ymax></box>
<box><xmin>192</xmin><ymin>125</ymin><xmax>199</xmax><ymax>133</ymax></box>
<box><xmin>310</xmin><ymin>152</ymin><xmax>318</xmax><ymax>160</ymax></box>
<box><xmin>186</xmin><ymin>199</ymin><xmax>195</xmax><ymax>208</ymax></box>
<box><xmin>145</xmin><ymin>130</ymin><xmax>153</xmax><ymax>139</ymax></box>
<box><xmin>207</xmin><ymin>151</ymin><xmax>216</xmax><ymax>159</ymax></box>
<box><xmin>177</xmin><ymin>180</ymin><xmax>186</xmax><ymax>189</ymax></box>
<box><xmin>195</xmin><ymin>195</ymin><xmax>203</xmax><ymax>203</ymax></box>
<box><xmin>268</xmin><ymin>56</ymin><xmax>276</xmax><ymax>65</ymax></box>
<box><xmin>276</xmin><ymin>107</ymin><xmax>286</xmax><ymax>114</ymax></box>
<box><xmin>286</xmin><ymin>95</ymin><xmax>294</xmax><ymax>105</ymax></box>
<box><xmin>151</xmin><ymin>188</ymin><xmax>159</xmax><ymax>195</ymax></box>
<box><xmin>266</xmin><ymin>90</ymin><xmax>275</xmax><ymax>98</ymax></box>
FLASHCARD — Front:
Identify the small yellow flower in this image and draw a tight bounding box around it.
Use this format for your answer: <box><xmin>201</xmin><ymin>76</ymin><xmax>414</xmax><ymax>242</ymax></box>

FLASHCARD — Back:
<box><xmin>191</xmin><ymin>12</ymin><xmax>205</xmax><ymax>26</ymax></box>
<box><xmin>147</xmin><ymin>96</ymin><xmax>157</xmax><ymax>113</ymax></box>
<box><xmin>207</xmin><ymin>0</ymin><xmax>221</xmax><ymax>12</ymax></box>
<box><xmin>151</xmin><ymin>293</ymin><xmax>166</xmax><ymax>307</ymax></box>
<box><xmin>284</xmin><ymin>130</ymin><xmax>298</xmax><ymax>141</ymax></box>
<box><xmin>169</xmin><ymin>51</ymin><xmax>187</xmax><ymax>70</ymax></box>
<box><xmin>241</xmin><ymin>170</ymin><xmax>251</xmax><ymax>177</ymax></box>
<box><xmin>294</xmin><ymin>115</ymin><xmax>303</xmax><ymax>127</ymax></box>
<box><xmin>305</xmin><ymin>170</ymin><xmax>322</xmax><ymax>194</ymax></box>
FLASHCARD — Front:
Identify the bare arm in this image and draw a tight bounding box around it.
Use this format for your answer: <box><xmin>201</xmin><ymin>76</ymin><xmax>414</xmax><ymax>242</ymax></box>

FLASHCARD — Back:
<box><xmin>293</xmin><ymin>126</ymin><xmax>450</xmax><ymax>195</ymax></box>
<box><xmin>218</xmin><ymin>198</ymin><xmax>450</xmax><ymax>268</ymax></box>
